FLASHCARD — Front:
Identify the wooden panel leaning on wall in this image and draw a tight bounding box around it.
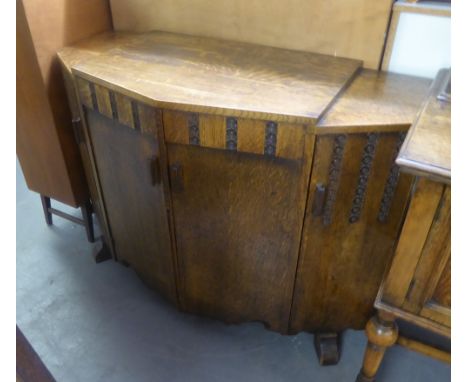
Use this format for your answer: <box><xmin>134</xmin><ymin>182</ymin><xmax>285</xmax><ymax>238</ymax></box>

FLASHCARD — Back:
<box><xmin>17</xmin><ymin>0</ymin><xmax>112</xmax><ymax>242</ymax></box>
<box><xmin>109</xmin><ymin>0</ymin><xmax>394</xmax><ymax>69</ymax></box>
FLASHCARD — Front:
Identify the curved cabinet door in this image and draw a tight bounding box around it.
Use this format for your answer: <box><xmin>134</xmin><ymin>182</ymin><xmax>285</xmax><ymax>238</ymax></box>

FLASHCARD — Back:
<box><xmin>79</xmin><ymin>80</ymin><xmax>177</xmax><ymax>304</ymax></box>
<box><xmin>164</xmin><ymin>111</ymin><xmax>315</xmax><ymax>333</ymax></box>
<box><xmin>291</xmin><ymin>132</ymin><xmax>414</xmax><ymax>332</ymax></box>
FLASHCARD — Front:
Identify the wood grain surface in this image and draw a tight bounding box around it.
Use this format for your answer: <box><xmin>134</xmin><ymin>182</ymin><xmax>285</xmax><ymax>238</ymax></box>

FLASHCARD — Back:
<box><xmin>166</xmin><ymin>124</ymin><xmax>315</xmax><ymax>333</ymax></box>
<box><xmin>85</xmin><ymin>109</ymin><xmax>178</xmax><ymax>304</ymax></box>
<box><xmin>17</xmin><ymin>0</ymin><xmax>79</xmax><ymax>206</ymax></box>
<box><xmin>397</xmin><ymin>69</ymin><xmax>451</xmax><ymax>183</ymax></box>
<box><xmin>18</xmin><ymin>0</ymin><xmax>112</xmax><ymax>206</ymax></box>
<box><xmin>109</xmin><ymin>0</ymin><xmax>394</xmax><ymax>69</ymax></box>
<box><xmin>318</xmin><ymin>69</ymin><xmax>431</xmax><ymax>133</ymax></box>
<box><xmin>69</xmin><ymin>31</ymin><xmax>361</xmax><ymax>124</ymax></box>
<box><xmin>291</xmin><ymin>132</ymin><xmax>414</xmax><ymax>332</ymax></box>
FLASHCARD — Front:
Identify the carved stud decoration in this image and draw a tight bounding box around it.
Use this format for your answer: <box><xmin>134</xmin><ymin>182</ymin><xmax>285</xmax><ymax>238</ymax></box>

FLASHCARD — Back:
<box><xmin>264</xmin><ymin>121</ymin><xmax>278</xmax><ymax>156</ymax></box>
<box><xmin>109</xmin><ymin>91</ymin><xmax>119</xmax><ymax>120</ymax></box>
<box><xmin>226</xmin><ymin>117</ymin><xmax>238</xmax><ymax>151</ymax></box>
<box><xmin>349</xmin><ymin>133</ymin><xmax>379</xmax><ymax>223</ymax></box>
<box><xmin>378</xmin><ymin>132</ymin><xmax>406</xmax><ymax>223</ymax></box>
<box><xmin>188</xmin><ymin>113</ymin><xmax>200</xmax><ymax>146</ymax></box>
<box><xmin>131</xmin><ymin>101</ymin><xmax>141</xmax><ymax>131</ymax></box>
<box><xmin>89</xmin><ymin>82</ymin><xmax>98</xmax><ymax>110</ymax></box>
<box><xmin>323</xmin><ymin>134</ymin><xmax>347</xmax><ymax>226</ymax></box>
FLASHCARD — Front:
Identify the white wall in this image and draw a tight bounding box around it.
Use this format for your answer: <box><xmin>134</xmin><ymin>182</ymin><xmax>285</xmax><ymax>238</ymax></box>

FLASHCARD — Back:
<box><xmin>388</xmin><ymin>12</ymin><xmax>451</xmax><ymax>78</ymax></box>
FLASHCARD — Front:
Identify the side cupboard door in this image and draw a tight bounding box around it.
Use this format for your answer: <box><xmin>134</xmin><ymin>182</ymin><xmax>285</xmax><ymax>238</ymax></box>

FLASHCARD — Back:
<box><xmin>163</xmin><ymin>111</ymin><xmax>315</xmax><ymax>333</ymax></box>
<box><xmin>291</xmin><ymin>131</ymin><xmax>414</xmax><ymax>332</ymax></box>
<box><xmin>76</xmin><ymin>77</ymin><xmax>178</xmax><ymax>304</ymax></box>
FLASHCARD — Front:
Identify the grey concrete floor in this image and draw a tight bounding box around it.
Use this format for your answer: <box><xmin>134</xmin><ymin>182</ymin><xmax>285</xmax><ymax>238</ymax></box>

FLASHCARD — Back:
<box><xmin>16</xmin><ymin>162</ymin><xmax>450</xmax><ymax>382</ymax></box>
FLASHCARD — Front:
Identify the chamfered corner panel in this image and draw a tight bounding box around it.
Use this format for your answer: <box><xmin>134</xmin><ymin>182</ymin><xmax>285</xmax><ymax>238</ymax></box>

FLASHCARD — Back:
<box><xmin>84</xmin><ymin>108</ymin><xmax>178</xmax><ymax>304</ymax></box>
<box><xmin>290</xmin><ymin>132</ymin><xmax>414</xmax><ymax>333</ymax></box>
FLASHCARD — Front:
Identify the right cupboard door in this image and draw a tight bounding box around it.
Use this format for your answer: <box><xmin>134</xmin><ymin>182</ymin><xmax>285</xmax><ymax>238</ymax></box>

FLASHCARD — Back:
<box><xmin>290</xmin><ymin>131</ymin><xmax>414</xmax><ymax>333</ymax></box>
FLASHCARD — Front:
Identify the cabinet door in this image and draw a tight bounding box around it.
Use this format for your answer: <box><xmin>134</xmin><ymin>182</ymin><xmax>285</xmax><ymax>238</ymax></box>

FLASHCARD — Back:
<box><xmin>291</xmin><ymin>132</ymin><xmax>413</xmax><ymax>332</ymax></box>
<box><xmin>164</xmin><ymin>111</ymin><xmax>314</xmax><ymax>333</ymax></box>
<box><xmin>80</xmin><ymin>81</ymin><xmax>177</xmax><ymax>304</ymax></box>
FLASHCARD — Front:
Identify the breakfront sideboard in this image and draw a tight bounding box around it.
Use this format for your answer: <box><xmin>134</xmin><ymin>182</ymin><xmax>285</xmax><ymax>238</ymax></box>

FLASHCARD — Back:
<box><xmin>58</xmin><ymin>31</ymin><xmax>430</xmax><ymax>364</ymax></box>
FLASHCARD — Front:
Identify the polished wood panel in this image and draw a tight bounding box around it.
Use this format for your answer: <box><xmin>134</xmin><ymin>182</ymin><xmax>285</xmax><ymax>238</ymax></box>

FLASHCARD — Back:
<box><xmin>381</xmin><ymin>178</ymin><xmax>444</xmax><ymax>307</ymax></box>
<box><xmin>17</xmin><ymin>0</ymin><xmax>79</xmax><ymax>206</ymax></box>
<box><xmin>71</xmin><ymin>31</ymin><xmax>361</xmax><ymax>124</ymax></box>
<box><xmin>84</xmin><ymin>108</ymin><xmax>177</xmax><ymax>303</ymax></box>
<box><xmin>397</xmin><ymin>69</ymin><xmax>451</xmax><ymax>183</ymax></box>
<box><xmin>110</xmin><ymin>0</ymin><xmax>394</xmax><ymax>69</ymax></box>
<box><xmin>317</xmin><ymin>69</ymin><xmax>431</xmax><ymax>133</ymax></box>
<box><xmin>291</xmin><ymin>132</ymin><xmax>413</xmax><ymax>332</ymax></box>
<box><xmin>166</xmin><ymin>117</ymin><xmax>315</xmax><ymax>333</ymax></box>
<box><xmin>18</xmin><ymin>0</ymin><xmax>112</xmax><ymax>207</ymax></box>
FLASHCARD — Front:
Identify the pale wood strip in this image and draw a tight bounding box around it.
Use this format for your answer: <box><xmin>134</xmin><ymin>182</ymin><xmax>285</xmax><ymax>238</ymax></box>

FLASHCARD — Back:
<box><xmin>163</xmin><ymin>110</ymin><xmax>189</xmax><ymax>145</ymax></box>
<box><xmin>276</xmin><ymin>123</ymin><xmax>306</xmax><ymax>160</ymax></box>
<box><xmin>76</xmin><ymin>77</ymin><xmax>93</xmax><ymax>109</ymax></box>
<box><xmin>381</xmin><ymin>178</ymin><xmax>444</xmax><ymax>307</ymax></box>
<box><xmin>199</xmin><ymin>114</ymin><xmax>225</xmax><ymax>149</ymax></box>
<box><xmin>95</xmin><ymin>83</ymin><xmax>113</xmax><ymax>119</ymax></box>
<box><xmin>114</xmin><ymin>92</ymin><xmax>134</xmax><ymax>128</ymax></box>
<box><xmin>138</xmin><ymin>103</ymin><xmax>158</xmax><ymax>136</ymax></box>
<box><xmin>397</xmin><ymin>336</ymin><xmax>450</xmax><ymax>363</ymax></box>
<box><xmin>237</xmin><ymin>119</ymin><xmax>264</xmax><ymax>155</ymax></box>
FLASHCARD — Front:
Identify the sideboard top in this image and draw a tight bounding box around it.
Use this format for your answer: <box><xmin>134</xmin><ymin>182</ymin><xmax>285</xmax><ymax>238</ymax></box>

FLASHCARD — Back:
<box><xmin>397</xmin><ymin>69</ymin><xmax>451</xmax><ymax>184</ymax></box>
<box><xmin>63</xmin><ymin>31</ymin><xmax>362</xmax><ymax>123</ymax></box>
<box><xmin>317</xmin><ymin>69</ymin><xmax>431</xmax><ymax>132</ymax></box>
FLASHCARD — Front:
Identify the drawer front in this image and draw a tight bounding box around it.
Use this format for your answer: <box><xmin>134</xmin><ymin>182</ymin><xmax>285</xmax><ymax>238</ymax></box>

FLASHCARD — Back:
<box><xmin>164</xmin><ymin>110</ymin><xmax>315</xmax><ymax>333</ymax></box>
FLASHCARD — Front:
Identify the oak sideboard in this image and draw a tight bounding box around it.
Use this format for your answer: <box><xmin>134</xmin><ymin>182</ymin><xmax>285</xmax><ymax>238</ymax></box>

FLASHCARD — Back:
<box><xmin>58</xmin><ymin>31</ymin><xmax>431</xmax><ymax>364</ymax></box>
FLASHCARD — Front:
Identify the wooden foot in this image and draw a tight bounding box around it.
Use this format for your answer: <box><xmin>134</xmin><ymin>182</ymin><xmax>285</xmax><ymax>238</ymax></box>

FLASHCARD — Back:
<box><xmin>93</xmin><ymin>241</ymin><xmax>112</xmax><ymax>263</ymax></box>
<box><xmin>40</xmin><ymin>195</ymin><xmax>52</xmax><ymax>225</ymax></box>
<box><xmin>314</xmin><ymin>332</ymin><xmax>340</xmax><ymax>366</ymax></box>
<box><xmin>80</xmin><ymin>200</ymin><xmax>95</xmax><ymax>243</ymax></box>
<box><xmin>356</xmin><ymin>311</ymin><xmax>398</xmax><ymax>382</ymax></box>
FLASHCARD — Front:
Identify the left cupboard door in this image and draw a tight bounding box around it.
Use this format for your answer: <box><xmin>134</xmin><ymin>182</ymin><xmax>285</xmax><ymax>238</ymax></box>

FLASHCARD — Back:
<box><xmin>78</xmin><ymin>80</ymin><xmax>178</xmax><ymax>304</ymax></box>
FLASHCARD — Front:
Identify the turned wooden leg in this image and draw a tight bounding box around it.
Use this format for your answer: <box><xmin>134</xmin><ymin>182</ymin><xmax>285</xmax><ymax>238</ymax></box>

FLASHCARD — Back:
<box><xmin>40</xmin><ymin>195</ymin><xmax>52</xmax><ymax>225</ymax></box>
<box><xmin>80</xmin><ymin>200</ymin><xmax>95</xmax><ymax>243</ymax></box>
<box><xmin>314</xmin><ymin>332</ymin><xmax>340</xmax><ymax>365</ymax></box>
<box><xmin>356</xmin><ymin>311</ymin><xmax>398</xmax><ymax>382</ymax></box>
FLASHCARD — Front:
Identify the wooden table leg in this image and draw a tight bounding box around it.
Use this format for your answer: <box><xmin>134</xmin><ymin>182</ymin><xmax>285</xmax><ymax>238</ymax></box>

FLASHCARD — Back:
<box><xmin>40</xmin><ymin>195</ymin><xmax>52</xmax><ymax>225</ymax></box>
<box><xmin>356</xmin><ymin>311</ymin><xmax>398</xmax><ymax>382</ymax></box>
